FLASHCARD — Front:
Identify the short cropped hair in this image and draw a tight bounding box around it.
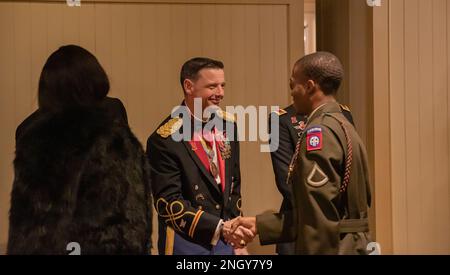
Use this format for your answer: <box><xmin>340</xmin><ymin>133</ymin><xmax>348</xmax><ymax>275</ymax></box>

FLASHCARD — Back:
<box><xmin>180</xmin><ymin>57</ymin><xmax>224</xmax><ymax>92</ymax></box>
<box><xmin>295</xmin><ymin>51</ymin><xmax>344</xmax><ymax>95</ymax></box>
<box><xmin>38</xmin><ymin>45</ymin><xmax>109</xmax><ymax>112</ymax></box>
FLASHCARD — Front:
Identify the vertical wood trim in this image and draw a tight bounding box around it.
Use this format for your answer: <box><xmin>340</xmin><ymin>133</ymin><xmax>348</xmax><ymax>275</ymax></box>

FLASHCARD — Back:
<box><xmin>418</xmin><ymin>0</ymin><xmax>435</xmax><ymax>254</ymax></box>
<box><xmin>373</xmin><ymin>0</ymin><xmax>393</xmax><ymax>254</ymax></box>
<box><xmin>62</xmin><ymin>2</ymin><xmax>80</xmax><ymax>44</ymax></box>
<box><xmin>389</xmin><ymin>0</ymin><xmax>408</xmax><ymax>254</ymax></box>
<box><xmin>47</xmin><ymin>3</ymin><xmax>64</xmax><ymax>54</ymax></box>
<box><xmin>94</xmin><ymin>4</ymin><xmax>112</xmax><ymax>76</ymax></box>
<box><xmin>432</xmin><ymin>0</ymin><xmax>449</xmax><ymax>254</ymax></box>
<box><xmin>110</xmin><ymin>4</ymin><xmax>127</xmax><ymax>104</ymax></box>
<box><xmin>79</xmin><ymin>3</ymin><xmax>96</xmax><ymax>52</ymax></box>
<box><xmin>201</xmin><ymin>4</ymin><xmax>217</xmax><ymax>57</ymax></box>
<box><xmin>404</xmin><ymin>0</ymin><xmax>421</xmax><ymax>253</ymax></box>
<box><xmin>287</xmin><ymin>0</ymin><xmax>304</xmax><ymax>103</ymax></box>
<box><xmin>273</xmin><ymin>5</ymin><xmax>289</xmax><ymax>107</ymax></box>
<box><xmin>447</xmin><ymin>0</ymin><xmax>450</xmax><ymax>254</ymax></box>
<box><xmin>229</xmin><ymin>5</ymin><xmax>245</xmax><ymax>106</ymax></box>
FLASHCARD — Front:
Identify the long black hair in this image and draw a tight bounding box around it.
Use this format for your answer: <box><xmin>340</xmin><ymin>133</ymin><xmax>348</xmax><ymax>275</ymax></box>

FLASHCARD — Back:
<box><xmin>38</xmin><ymin>45</ymin><xmax>110</xmax><ymax>112</ymax></box>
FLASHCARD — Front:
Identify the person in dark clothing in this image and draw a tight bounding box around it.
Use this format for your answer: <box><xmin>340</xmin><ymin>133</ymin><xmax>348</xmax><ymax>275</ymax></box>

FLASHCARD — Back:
<box><xmin>8</xmin><ymin>45</ymin><xmax>152</xmax><ymax>255</ymax></box>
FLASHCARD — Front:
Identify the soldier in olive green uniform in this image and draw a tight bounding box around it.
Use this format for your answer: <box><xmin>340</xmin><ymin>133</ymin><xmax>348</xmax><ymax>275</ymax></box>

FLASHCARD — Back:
<box><xmin>230</xmin><ymin>52</ymin><xmax>372</xmax><ymax>255</ymax></box>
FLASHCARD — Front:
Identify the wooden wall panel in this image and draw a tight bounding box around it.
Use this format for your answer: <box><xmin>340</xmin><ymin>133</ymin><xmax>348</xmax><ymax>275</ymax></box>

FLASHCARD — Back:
<box><xmin>0</xmin><ymin>0</ymin><xmax>301</xmax><ymax>255</ymax></box>
<box><xmin>404</xmin><ymin>0</ymin><xmax>421</xmax><ymax>253</ymax></box>
<box><xmin>0</xmin><ymin>3</ymin><xmax>15</xmax><ymax>253</ymax></box>
<box><xmin>273</xmin><ymin>5</ymin><xmax>289</xmax><ymax>105</ymax></box>
<box><xmin>30</xmin><ymin>3</ymin><xmax>47</xmax><ymax>107</ymax></box>
<box><xmin>388</xmin><ymin>0</ymin><xmax>450</xmax><ymax>254</ymax></box>
<box><xmin>47</xmin><ymin>3</ymin><xmax>64</xmax><ymax>53</ymax></box>
<box><xmin>418</xmin><ymin>0</ymin><xmax>435</xmax><ymax>254</ymax></box>
<box><xmin>79</xmin><ymin>4</ymin><xmax>95</xmax><ymax>51</ymax></box>
<box><xmin>13</xmin><ymin>3</ymin><xmax>32</xmax><ymax>128</ymax></box>
<box><xmin>448</xmin><ymin>0</ymin><xmax>450</xmax><ymax>255</ymax></box>
<box><xmin>63</xmin><ymin>3</ymin><xmax>80</xmax><ymax>44</ymax></box>
<box><xmin>389</xmin><ymin>0</ymin><xmax>408</xmax><ymax>254</ymax></box>
<box><xmin>431</xmin><ymin>0</ymin><xmax>449</xmax><ymax>254</ymax></box>
<box><xmin>318</xmin><ymin>0</ymin><xmax>450</xmax><ymax>254</ymax></box>
<box><xmin>372</xmin><ymin>0</ymin><xmax>392</xmax><ymax>254</ymax></box>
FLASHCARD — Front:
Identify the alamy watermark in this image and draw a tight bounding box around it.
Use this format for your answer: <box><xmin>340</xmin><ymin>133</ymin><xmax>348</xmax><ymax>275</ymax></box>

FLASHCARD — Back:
<box><xmin>367</xmin><ymin>0</ymin><xmax>381</xmax><ymax>7</ymax></box>
<box><xmin>367</xmin><ymin>242</ymin><xmax>382</xmax><ymax>255</ymax></box>
<box><xmin>169</xmin><ymin>98</ymin><xmax>280</xmax><ymax>153</ymax></box>
<box><xmin>66</xmin><ymin>0</ymin><xmax>81</xmax><ymax>7</ymax></box>
<box><xmin>66</xmin><ymin>242</ymin><xmax>81</xmax><ymax>255</ymax></box>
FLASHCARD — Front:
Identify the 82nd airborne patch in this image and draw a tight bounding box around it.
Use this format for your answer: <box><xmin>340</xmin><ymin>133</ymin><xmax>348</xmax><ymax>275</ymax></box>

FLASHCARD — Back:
<box><xmin>306</xmin><ymin>127</ymin><xmax>323</xmax><ymax>151</ymax></box>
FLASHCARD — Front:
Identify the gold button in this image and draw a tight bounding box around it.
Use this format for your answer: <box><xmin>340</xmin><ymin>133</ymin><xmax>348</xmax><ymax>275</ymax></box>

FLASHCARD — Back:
<box><xmin>194</xmin><ymin>185</ymin><xmax>199</xmax><ymax>190</ymax></box>
<box><xmin>198</xmin><ymin>206</ymin><xmax>203</xmax><ymax>210</ymax></box>
<box><xmin>215</xmin><ymin>204</ymin><xmax>221</xmax><ymax>210</ymax></box>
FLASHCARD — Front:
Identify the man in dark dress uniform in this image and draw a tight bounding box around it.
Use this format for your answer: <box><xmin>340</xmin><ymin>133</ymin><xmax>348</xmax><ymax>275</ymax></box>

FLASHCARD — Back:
<box><xmin>146</xmin><ymin>57</ymin><xmax>252</xmax><ymax>255</ymax></box>
<box><xmin>232</xmin><ymin>52</ymin><xmax>372</xmax><ymax>255</ymax></box>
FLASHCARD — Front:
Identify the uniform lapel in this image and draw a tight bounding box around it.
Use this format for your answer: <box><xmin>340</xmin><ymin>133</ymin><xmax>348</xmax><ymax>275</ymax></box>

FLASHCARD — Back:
<box><xmin>182</xmin><ymin>140</ymin><xmax>222</xmax><ymax>194</ymax></box>
<box><xmin>215</xmin><ymin>128</ymin><xmax>232</xmax><ymax>205</ymax></box>
<box><xmin>223</xmin><ymin>151</ymin><xmax>232</xmax><ymax>206</ymax></box>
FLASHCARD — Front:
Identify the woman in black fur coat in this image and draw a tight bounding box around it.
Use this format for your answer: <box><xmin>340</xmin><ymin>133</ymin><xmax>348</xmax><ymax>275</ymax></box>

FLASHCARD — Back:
<box><xmin>7</xmin><ymin>45</ymin><xmax>152</xmax><ymax>255</ymax></box>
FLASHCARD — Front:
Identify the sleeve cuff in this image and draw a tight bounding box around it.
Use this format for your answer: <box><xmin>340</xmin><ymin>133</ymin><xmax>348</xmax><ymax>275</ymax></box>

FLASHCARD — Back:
<box><xmin>210</xmin><ymin>219</ymin><xmax>224</xmax><ymax>245</ymax></box>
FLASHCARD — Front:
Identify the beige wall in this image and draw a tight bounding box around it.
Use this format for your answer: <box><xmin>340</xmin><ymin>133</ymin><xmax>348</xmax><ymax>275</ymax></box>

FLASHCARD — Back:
<box><xmin>304</xmin><ymin>0</ymin><xmax>316</xmax><ymax>54</ymax></box>
<box><xmin>318</xmin><ymin>0</ymin><xmax>450</xmax><ymax>254</ymax></box>
<box><xmin>385</xmin><ymin>0</ymin><xmax>450</xmax><ymax>254</ymax></box>
<box><xmin>0</xmin><ymin>0</ymin><xmax>304</xmax><ymax>254</ymax></box>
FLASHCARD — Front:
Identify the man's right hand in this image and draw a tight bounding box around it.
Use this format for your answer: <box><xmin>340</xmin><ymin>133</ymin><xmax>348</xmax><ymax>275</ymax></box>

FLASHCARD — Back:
<box><xmin>222</xmin><ymin>218</ymin><xmax>255</xmax><ymax>248</ymax></box>
<box><xmin>230</xmin><ymin>216</ymin><xmax>257</xmax><ymax>235</ymax></box>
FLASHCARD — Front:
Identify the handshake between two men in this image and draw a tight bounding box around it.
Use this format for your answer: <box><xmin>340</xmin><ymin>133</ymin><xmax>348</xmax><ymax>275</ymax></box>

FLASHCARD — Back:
<box><xmin>221</xmin><ymin>217</ymin><xmax>257</xmax><ymax>249</ymax></box>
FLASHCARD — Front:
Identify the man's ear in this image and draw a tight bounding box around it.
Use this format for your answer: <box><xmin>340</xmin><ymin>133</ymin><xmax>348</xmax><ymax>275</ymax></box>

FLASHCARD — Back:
<box><xmin>184</xmin><ymin>79</ymin><xmax>194</xmax><ymax>95</ymax></box>
<box><xmin>306</xmin><ymin>79</ymin><xmax>316</xmax><ymax>94</ymax></box>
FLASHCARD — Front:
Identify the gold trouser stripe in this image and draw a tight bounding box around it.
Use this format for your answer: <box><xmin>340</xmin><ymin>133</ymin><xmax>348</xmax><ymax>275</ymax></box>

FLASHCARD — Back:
<box><xmin>165</xmin><ymin>226</ymin><xmax>175</xmax><ymax>255</ymax></box>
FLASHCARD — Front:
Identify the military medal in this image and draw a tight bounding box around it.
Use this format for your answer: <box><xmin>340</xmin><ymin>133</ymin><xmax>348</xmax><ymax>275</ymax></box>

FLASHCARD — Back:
<box><xmin>210</xmin><ymin>161</ymin><xmax>219</xmax><ymax>178</ymax></box>
<box><xmin>218</xmin><ymin>140</ymin><xmax>231</xmax><ymax>159</ymax></box>
<box><xmin>216</xmin><ymin>131</ymin><xmax>231</xmax><ymax>160</ymax></box>
<box><xmin>299</xmin><ymin>121</ymin><xmax>306</xmax><ymax>131</ymax></box>
<box><xmin>200</xmin><ymin>135</ymin><xmax>221</xmax><ymax>179</ymax></box>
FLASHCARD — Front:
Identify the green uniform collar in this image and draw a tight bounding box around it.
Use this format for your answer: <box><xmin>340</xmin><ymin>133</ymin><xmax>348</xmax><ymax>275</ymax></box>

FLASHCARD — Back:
<box><xmin>306</xmin><ymin>102</ymin><xmax>341</xmax><ymax>125</ymax></box>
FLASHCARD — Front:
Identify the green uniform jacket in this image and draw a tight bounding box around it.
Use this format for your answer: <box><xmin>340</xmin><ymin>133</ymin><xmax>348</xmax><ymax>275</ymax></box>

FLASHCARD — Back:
<box><xmin>257</xmin><ymin>102</ymin><xmax>372</xmax><ymax>255</ymax></box>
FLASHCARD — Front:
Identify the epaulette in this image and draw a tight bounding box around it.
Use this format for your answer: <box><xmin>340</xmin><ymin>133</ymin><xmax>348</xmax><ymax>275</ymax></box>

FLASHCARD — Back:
<box><xmin>216</xmin><ymin>109</ymin><xmax>236</xmax><ymax>123</ymax></box>
<box><xmin>156</xmin><ymin>117</ymin><xmax>182</xmax><ymax>138</ymax></box>
<box><xmin>340</xmin><ymin>104</ymin><xmax>351</xmax><ymax>112</ymax></box>
<box><xmin>273</xmin><ymin>109</ymin><xmax>287</xmax><ymax>116</ymax></box>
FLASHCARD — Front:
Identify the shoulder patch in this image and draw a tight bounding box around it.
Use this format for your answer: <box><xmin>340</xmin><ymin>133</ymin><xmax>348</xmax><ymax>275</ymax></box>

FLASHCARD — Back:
<box><xmin>340</xmin><ymin>104</ymin><xmax>351</xmax><ymax>112</ymax></box>
<box><xmin>217</xmin><ymin>109</ymin><xmax>236</xmax><ymax>123</ymax></box>
<box><xmin>156</xmin><ymin>117</ymin><xmax>182</xmax><ymax>138</ymax></box>
<box><xmin>273</xmin><ymin>109</ymin><xmax>287</xmax><ymax>116</ymax></box>
<box><xmin>306</xmin><ymin>126</ymin><xmax>323</xmax><ymax>151</ymax></box>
